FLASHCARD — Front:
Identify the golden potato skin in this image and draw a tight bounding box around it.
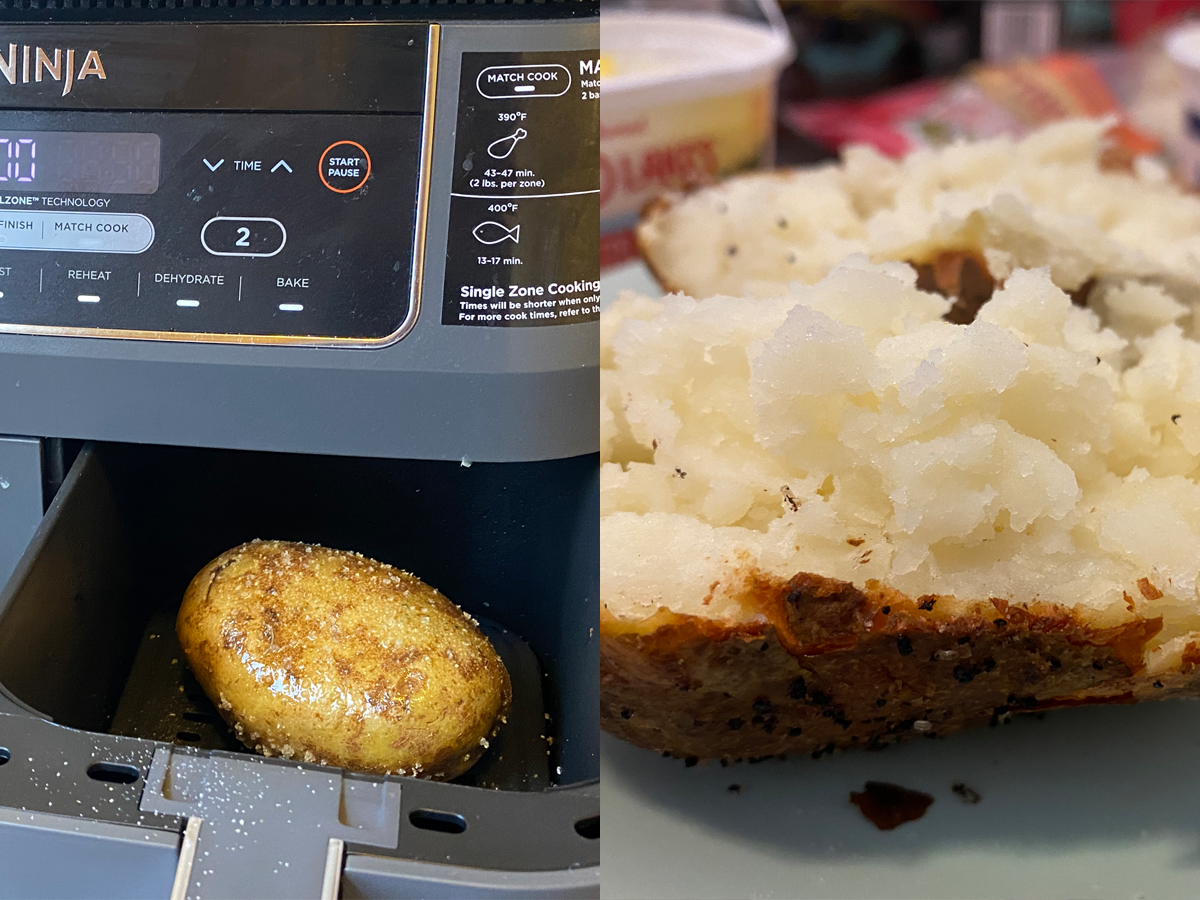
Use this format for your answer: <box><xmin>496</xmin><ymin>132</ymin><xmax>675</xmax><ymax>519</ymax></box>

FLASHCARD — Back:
<box><xmin>176</xmin><ymin>540</ymin><xmax>510</xmax><ymax>779</ymax></box>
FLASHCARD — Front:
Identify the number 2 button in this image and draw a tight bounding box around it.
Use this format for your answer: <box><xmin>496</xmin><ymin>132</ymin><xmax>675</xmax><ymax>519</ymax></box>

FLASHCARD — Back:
<box><xmin>201</xmin><ymin>216</ymin><xmax>287</xmax><ymax>258</ymax></box>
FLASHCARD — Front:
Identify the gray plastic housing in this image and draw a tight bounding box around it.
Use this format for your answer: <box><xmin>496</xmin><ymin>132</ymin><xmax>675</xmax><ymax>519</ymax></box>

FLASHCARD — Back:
<box><xmin>0</xmin><ymin>18</ymin><xmax>598</xmax><ymax>464</ymax></box>
<box><xmin>0</xmin><ymin>807</ymin><xmax>180</xmax><ymax>900</ymax></box>
<box><xmin>0</xmin><ymin>710</ymin><xmax>600</xmax><ymax>898</ymax></box>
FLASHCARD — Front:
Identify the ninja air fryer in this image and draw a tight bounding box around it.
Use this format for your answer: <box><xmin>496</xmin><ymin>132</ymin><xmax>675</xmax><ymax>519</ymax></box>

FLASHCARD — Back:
<box><xmin>0</xmin><ymin>2</ymin><xmax>598</xmax><ymax>897</ymax></box>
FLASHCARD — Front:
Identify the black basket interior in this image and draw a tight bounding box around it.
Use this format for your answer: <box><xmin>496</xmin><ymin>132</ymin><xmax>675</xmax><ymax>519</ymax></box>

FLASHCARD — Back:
<box><xmin>0</xmin><ymin>442</ymin><xmax>599</xmax><ymax>790</ymax></box>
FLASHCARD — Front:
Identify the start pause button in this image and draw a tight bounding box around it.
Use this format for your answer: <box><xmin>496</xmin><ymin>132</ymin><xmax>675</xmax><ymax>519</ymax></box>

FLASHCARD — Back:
<box><xmin>319</xmin><ymin>140</ymin><xmax>371</xmax><ymax>193</ymax></box>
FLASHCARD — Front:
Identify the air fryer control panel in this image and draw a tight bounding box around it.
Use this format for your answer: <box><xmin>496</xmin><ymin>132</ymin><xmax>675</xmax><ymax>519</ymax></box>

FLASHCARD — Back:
<box><xmin>0</xmin><ymin>112</ymin><xmax>421</xmax><ymax>341</ymax></box>
<box><xmin>0</xmin><ymin>23</ymin><xmax>432</xmax><ymax>345</ymax></box>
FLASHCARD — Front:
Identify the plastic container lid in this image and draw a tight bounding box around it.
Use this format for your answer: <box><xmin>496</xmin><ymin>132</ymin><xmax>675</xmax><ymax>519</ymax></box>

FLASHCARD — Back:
<box><xmin>1165</xmin><ymin>21</ymin><xmax>1200</xmax><ymax>72</ymax></box>
<box><xmin>601</xmin><ymin>10</ymin><xmax>794</xmax><ymax>116</ymax></box>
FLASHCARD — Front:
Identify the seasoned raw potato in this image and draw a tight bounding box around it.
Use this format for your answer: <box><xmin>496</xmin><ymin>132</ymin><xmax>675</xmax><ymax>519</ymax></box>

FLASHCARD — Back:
<box><xmin>177</xmin><ymin>541</ymin><xmax>510</xmax><ymax>778</ymax></box>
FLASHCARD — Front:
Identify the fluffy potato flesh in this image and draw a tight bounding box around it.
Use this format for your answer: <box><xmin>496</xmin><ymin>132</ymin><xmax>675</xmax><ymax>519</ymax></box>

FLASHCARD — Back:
<box><xmin>602</xmin><ymin>260</ymin><xmax>1200</xmax><ymax>667</ymax></box>
<box><xmin>637</xmin><ymin>119</ymin><xmax>1199</xmax><ymax>301</ymax></box>
<box><xmin>177</xmin><ymin>540</ymin><xmax>510</xmax><ymax>779</ymax></box>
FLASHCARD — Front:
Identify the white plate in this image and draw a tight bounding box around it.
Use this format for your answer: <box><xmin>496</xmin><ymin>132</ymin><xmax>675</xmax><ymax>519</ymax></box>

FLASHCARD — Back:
<box><xmin>600</xmin><ymin>262</ymin><xmax>1200</xmax><ymax>900</ymax></box>
<box><xmin>601</xmin><ymin>258</ymin><xmax>662</xmax><ymax>309</ymax></box>
<box><xmin>602</xmin><ymin>699</ymin><xmax>1200</xmax><ymax>900</ymax></box>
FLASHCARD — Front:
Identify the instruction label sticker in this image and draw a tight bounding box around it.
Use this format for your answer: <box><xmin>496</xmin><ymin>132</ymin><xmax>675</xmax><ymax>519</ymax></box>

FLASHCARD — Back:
<box><xmin>442</xmin><ymin>50</ymin><xmax>599</xmax><ymax>328</ymax></box>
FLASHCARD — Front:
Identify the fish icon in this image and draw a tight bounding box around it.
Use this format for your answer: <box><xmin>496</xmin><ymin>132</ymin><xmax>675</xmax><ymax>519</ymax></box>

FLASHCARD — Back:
<box><xmin>487</xmin><ymin>127</ymin><xmax>528</xmax><ymax>160</ymax></box>
<box><xmin>473</xmin><ymin>221</ymin><xmax>520</xmax><ymax>245</ymax></box>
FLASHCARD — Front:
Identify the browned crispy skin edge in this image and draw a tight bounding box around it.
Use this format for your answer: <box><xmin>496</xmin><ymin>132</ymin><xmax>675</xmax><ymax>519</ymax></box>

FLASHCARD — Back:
<box><xmin>600</xmin><ymin>570</ymin><xmax>1195</xmax><ymax>761</ymax></box>
<box><xmin>631</xmin><ymin>150</ymin><xmax>1136</xmax><ymax>299</ymax></box>
<box><xmin>634</xmin><ymin>195</ymin><xmax>685</xmax><ymax>294</ymax></box>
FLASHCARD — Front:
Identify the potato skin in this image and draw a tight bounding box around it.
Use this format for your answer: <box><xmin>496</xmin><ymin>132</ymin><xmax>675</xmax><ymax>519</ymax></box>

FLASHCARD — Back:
<box><xmin>177</xmin><ymin>540</ymin><xmax>510</xmax><ymax>779</ymax></box>
<box><xmin>601</xmin><ymin>570</ymin><xmax>1173</xmax><ymax>762</ymax></box>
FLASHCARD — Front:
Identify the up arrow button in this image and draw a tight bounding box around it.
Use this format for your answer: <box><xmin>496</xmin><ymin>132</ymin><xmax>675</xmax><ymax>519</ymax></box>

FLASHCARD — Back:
<box><xmin>272</xmin><ymin>160</ymin><xmax>293</xmax><ymax>174</ymax></box>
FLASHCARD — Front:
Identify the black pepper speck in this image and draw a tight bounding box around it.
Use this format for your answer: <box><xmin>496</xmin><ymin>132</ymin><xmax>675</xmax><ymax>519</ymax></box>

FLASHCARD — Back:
<box><xmin>952</xmin><ymin>664</ymin><xmax>982</xmax><ymax>684</ymax></box>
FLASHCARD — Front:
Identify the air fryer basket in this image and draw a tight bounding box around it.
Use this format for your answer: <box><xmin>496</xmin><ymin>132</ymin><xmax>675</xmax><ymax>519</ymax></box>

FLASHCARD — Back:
<box><xmin>0</xmin><ymin>441</ymin><xmax>598</xmax><ymax>883</ymax></box>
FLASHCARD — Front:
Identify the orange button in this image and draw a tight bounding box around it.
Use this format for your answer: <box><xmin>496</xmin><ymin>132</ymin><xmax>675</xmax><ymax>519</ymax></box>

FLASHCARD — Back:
<box><xmin>319</xmin><ymin>141</ymin><xmax>371</xmax><ymax>193</ymax></box>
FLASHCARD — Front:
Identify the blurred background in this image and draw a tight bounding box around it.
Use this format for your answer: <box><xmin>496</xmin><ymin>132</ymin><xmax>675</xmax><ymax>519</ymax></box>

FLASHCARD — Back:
<box><xmin>600</xmin><ymin>0</ymin><xmax>1200</xmax><ymax>268</ymax></box>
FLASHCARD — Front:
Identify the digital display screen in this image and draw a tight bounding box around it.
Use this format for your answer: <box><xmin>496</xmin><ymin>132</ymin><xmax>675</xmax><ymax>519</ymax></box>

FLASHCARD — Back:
<box><xmin>0</xmin><ymin>131</ymin><xmax>160</xmax><ymax>194</ymax></box>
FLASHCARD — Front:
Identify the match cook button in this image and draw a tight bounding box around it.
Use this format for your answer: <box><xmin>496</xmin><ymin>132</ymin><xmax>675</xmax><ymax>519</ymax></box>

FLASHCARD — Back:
<box><xmin>0</xmin><ymin>211</ymin><xmax>154</xmax><ymax>254</ymax></box>
<box><xmin>319</xmin><ymin>141</ymin><xmax>371</xmax><ymax>193</ymax></box>
<box><xmin>476</xmin><ymin>64</ymin><xmax>572</xmax><ymax>99</ymax></box>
